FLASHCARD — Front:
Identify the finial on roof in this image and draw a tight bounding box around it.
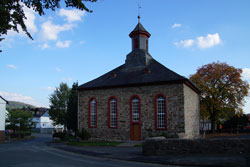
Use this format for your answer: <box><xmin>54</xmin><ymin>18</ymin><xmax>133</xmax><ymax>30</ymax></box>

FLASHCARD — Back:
<box><xmin>136</xmin><ymin>0</ymin><xmax>141</xmax><ymax>23</ymax></box>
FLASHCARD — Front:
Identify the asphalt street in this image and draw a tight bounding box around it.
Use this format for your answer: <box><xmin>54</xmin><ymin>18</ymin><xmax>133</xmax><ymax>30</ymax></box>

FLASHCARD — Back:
<box><xmin>0</xmin><ymin>134</ymin><xmax>179</xmax><ymax>167</ymax></box>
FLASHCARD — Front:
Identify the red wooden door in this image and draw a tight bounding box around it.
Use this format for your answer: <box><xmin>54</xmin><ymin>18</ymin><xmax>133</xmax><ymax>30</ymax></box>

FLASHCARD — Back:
<box><xmin>130</xmin><ymin>96</ymin><xmax>141</xmax><ymax>141</ymax></box>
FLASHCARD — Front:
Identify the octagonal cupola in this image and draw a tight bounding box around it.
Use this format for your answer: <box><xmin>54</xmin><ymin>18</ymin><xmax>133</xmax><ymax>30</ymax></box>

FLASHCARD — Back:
<box><xmin>129</xmin><ymin>17</ymin><xmax>151</xmax><ymax>52</ymax></box>
<box><xmin>125</xmin><ymin>17</ymin><xmax>153</xmax><ymax>69</ymax></box>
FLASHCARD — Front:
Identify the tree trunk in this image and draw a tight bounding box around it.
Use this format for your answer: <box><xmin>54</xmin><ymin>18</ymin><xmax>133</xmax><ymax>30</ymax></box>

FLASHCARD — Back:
<box><xmin>210</xmin><ymin>108</ymin><xmax>216</xmax><ymax>133</ymax></box>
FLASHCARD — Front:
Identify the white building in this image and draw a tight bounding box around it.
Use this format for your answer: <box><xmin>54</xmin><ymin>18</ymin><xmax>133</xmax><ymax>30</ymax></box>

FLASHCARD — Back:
<box><xmin>40</xmin><ymin>111</ymin><xmax>55</xmax><ymax>133</ymax></box>
<box><xmin>0</xmin><ymin>96</ymin><xmax>8</xmax><ymax>142</ymax></box>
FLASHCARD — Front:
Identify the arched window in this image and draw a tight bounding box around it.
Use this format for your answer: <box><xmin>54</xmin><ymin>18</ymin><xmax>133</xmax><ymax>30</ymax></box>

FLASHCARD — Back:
<box><xmin>88</xmin><ymin>98</ymin><xmax>97</xmax><ymax>128</ymax></box>
<box><xmin>155</xmin><ymin>95</ymin><xmax>167</xmax><ymax>129</ymax></box>
<box><xmin>131</xmin><ymin>96</ymin><xmax>140</xmax><ymax>123</ymax></box>
<box><xmin>108</xmin><ymin>97</ymin><xmax>117</xmax><ymax>128</ymax></box>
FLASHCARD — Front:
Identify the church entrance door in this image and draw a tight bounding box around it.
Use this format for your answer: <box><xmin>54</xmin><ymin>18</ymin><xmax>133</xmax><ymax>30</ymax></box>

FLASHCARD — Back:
<box><xmin>130</xmin><ymin>123</ymin><xmax>141</xmax><ymax>140</ymax></box>
<box><xmin>130</xmin><ymin>96</ymin><xmax>141</xmax><ymax>141</ymax></box>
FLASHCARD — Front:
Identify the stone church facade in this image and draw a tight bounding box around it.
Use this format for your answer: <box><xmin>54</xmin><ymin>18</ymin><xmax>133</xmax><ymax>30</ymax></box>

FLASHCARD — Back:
<box><xmin>78</xmin><ymin>21</ymin><xmax>200</xmax><ymax>141</ymax></box>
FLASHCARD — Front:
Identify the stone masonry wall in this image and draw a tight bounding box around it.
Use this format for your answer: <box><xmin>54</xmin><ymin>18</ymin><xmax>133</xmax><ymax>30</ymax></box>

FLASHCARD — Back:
<box><xmin>78</xmin><ymin>84</ymin><xmax>188</xmax><ymax>141</ymax></box>
<box><xmin>143</xmin><ymin>138</ymin><xmax>250</xmax><ymax>155</ymax></box>
<box><xmin>182</xmin><ymin>84</ymin><xmax>200</xmax><ymax>139</ymax></box>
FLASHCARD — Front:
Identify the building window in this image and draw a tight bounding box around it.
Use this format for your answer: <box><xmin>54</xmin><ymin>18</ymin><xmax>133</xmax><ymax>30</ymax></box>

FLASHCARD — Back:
<box><xmin>131</xmin><ymin>96</ymin><xmax>140</xmax><ymax>123</ymax></box>
<box><xmin>88</xmin><ymin>98</ymin><xmax>97</xmax><ymax>128</ymax></box>
<box><xmin>155</xmin><ymin>94</ymin><xmax>167</xmax><ymax>129</ymax></box>
<box><xmin>146</xmin><ymin>39</ymin><xmax>148</xmax><ymax>51</ymax></box>
<box><xmin>108</xmin><ymin>97</ymin><xmax>117</xmax><ymax>128</ymax></box>
<box><xmin>135</xmin><ymin>38</ymin><xmax>139</xmax><ymax>49</ymax></box>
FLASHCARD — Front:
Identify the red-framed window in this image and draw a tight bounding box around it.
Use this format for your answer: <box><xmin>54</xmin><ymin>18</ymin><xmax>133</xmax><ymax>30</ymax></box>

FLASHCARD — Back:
<box><xmin>88</xmin><ymin>97</ymin><xmax>97</xmax><ymax>128</ymax></box>
<box><xmin>135</xmin><ymin>38</ymin><xmax>139</xmax><ymax>49</ymax></box>
<box><xmin>108</xmin><ymin>96</ymin><xmax>118</xmax><ymax>128</ymax></box>
<box><xmin>154</xmin><ymin>94</ymin><xmax>167</xmax><ymax>130</ymax></box>
<box><xmin>130</xmin><ymin>95</ymin><xmax>141</xmax><ymax>123</ymax></box>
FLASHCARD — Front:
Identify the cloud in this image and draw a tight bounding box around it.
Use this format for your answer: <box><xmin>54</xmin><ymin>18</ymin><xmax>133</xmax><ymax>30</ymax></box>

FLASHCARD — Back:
<box><xmin>62</xmin><ymin>77</ymin><xmax>72</xmax><ymax>82</ymax></box>
<box><xmin>172</xmin><ymin>23</ymin><xmax>182</xmax><ymax>29</ymax></box>
<box><xmin>197</xmin><ymin>33</ymin><xmax>221</xmax><ymax>49</ymax></box>
<box><xmin>174</xmin><ymin>39</ymin><xmax>194</xmax><ymax>48</ymax></box>
<box><xmin>56</xmin><ymin>67</ymin><xmax>62</xmax><ymax>72</ymax></box>
<box><xmin>59</xmin><ymin>9</ymin><xmax>85</xmax><ymax>22</ymax></box>
<box><xmin>40</xmin><ymin>21</ymin><xmax>73</xmax><ymax>41</ymax></box>
<box><xmin>44</xmin><ymin>86</ymin><xmax>55</xmax><ymax>91</ymax></box>
<box><xmin>79</xmin><ymin>41</ymin><xmax>85</xmax><ymax>45</ymax></box>
<box><xmin>56</xmin><ymin>40</ymin><xmax>71</xmax><ymax>48</ymax></box>
<box><xmin>0</xmin><ymin>91</ymin><xmax>41</xmax><ymax>107</ymax></box>
<box><xmin>23</xmin><ymin>5</ymin><xmax>37</xmax><ymax>34</ymax></box>
<box><xmin>7</xmin><ymin>64</ymin><xmax>17</xmax><ymax>69</ymax></box>
<box><xmin>242</xmin><ymin>68</ymin><xmax>250</xmax><ymax>80</ymax></box>
<box><xmin>7</xmin><ymin>4</ymin><xmax>37</xmax><ymax>36</ymax></box>
<box><xmin>174</xmin><ymin>33</ymin><xmax>221</xmax><ymax>49</ymax></box>
<box><xmin>39</xmin><ymin>43</ymin><xmax>50</xmax><ymax>49</ymax></box>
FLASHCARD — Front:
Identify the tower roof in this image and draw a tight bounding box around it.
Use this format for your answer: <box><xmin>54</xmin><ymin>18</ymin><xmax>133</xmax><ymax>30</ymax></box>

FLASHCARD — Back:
<box><xmin>129</xmin><ymin>22</ymin><xmax>151</xmax><ymax>38</ymax></box>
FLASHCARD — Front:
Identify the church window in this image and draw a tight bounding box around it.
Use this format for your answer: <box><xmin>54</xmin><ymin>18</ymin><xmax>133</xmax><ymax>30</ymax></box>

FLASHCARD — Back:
<box><xmin>89</xmin><ymin>98</ymin><xmax>97</xmax><ymax>128</ymax></box>
<box><xmin>131</xmin><ymin>96</ymin><xmax>140</xmax><ymax>122</ymax></box>
<box><xmin>108</xmin><ymin>97</ymin><xmax>117</xmax><ymax>128</ymax></box>
<box><xmin>155</xmin><ymin>95</ymin><xmax>167</xmax><ymax>129</ymax></box>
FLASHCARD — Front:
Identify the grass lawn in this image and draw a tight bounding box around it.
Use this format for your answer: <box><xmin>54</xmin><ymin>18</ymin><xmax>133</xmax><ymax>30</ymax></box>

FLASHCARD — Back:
<box><xmin>134</xmin><ymin>143</ymin><xmax>142</xmax><ymax>147</ymax></box>
<box><xmin>68</xmin><ymin>141</ymin><xmax>123</xmax><ymax>147</ymax></box>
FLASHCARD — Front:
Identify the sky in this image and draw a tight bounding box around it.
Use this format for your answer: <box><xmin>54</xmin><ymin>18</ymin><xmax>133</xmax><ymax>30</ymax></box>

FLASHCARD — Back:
<box><xmin>0</xmin><ymin>0</ymin><xmax>250</xmax><ymax>113</ymax></box>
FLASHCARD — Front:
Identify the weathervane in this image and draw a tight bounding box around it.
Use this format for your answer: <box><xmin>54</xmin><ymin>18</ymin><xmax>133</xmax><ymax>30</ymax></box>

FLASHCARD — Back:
<box><xmin>136</xmin><ymin>0</ymin><xmax>141</xmax><ymax>23</ymax></box>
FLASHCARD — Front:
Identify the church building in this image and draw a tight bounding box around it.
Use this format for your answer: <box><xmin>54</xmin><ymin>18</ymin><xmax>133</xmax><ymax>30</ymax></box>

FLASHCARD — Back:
<box><xmin>78</xmin><ymin>19</ymin><xmax>200</xmax><ymax>141</ymax></box>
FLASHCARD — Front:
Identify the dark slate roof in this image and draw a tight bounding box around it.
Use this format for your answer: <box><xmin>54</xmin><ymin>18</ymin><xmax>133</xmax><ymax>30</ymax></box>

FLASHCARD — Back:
<box><xmin>41</xmin><ymin>110</ymin><xmax>50</xmax><ymax>117</ymax></box>
<box><xmin>129</xmin><ymin>23</ymin><xmax>151</xmax><ymax>37</ymax></box>
<box><xmin>132</xmin><ymin>23</ymin><xmax>148</xmax><ymax>32</ymax></box>
<box><xmin>78</xmin><ymin>59</ymin><xmax>200</xmax><ymax>93</ymax></box>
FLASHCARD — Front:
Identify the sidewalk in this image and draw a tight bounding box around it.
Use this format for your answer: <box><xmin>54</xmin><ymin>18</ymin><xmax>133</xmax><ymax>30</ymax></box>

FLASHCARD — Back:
<box><xmin>47</xmin><ymin>142</ymin><xmax>249</xmax><ymax>167</ymax></box>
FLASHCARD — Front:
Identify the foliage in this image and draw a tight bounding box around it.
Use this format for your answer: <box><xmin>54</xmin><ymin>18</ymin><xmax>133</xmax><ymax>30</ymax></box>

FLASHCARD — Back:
<box><xmin>190</xmin><ymin>62</ymin><xmax>249</xmax><ymax>132</ymax></box>
<box><xmin>223</xmin><ymin>114</ymin><xmax>250</xmax><ymax>129</ymax></box>
<box><xmin>77</xmin><ymin>128</ymin><xmax>91</xmax><ymax>140</ymax></box>
<box><xmin>6</xmin><ymin>110</ymin><xmax>34</xmax><ymax>133</ymax></box>
<box><xmin>68</xmin><ymin>141</ymin><xmax>122</xmax><ymax>147</ymax></box>
<box><xmin>0</xmin><ymin>0</ymin><xmax>97</xmax><ymax>52</ymax></box>
<box><xmin>52</xmin><ymin>131</ymin><xmax>67</xmax><ymax>140</ymax></box>
<box><xmin>49</xmin><ymin>83</ymin><xmax>71</xmax><ymax>126</ymax></box>
<box><xmin>66</xmin><ymin>82</ymin><xmax>78</xmax><ymax>132</ymax></box>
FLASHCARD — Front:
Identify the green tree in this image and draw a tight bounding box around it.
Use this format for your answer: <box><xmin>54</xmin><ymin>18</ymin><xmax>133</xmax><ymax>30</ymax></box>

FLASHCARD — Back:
<box><xmin>0</xmin><ymin>0</ymin><xmax>97</xmax><ymax>52</ymax></box>
<box><xmin>6</xmin><ymin>110</ymin><xmax>34</xmax><ymax>133</ymax></box>
<box><xmin>49</xmin><ymin>83</ymin><xmax>71</xmax><ymax>126</ymax></box>
<box><xmin>190</xmin><ymin>62</ymin><xmax>249</xmax><ymax>132</ymax></box>
<box><xmin>66</xmin><ymin>82</ymin><xmax>78</xmax><ymax>132</ymax></box>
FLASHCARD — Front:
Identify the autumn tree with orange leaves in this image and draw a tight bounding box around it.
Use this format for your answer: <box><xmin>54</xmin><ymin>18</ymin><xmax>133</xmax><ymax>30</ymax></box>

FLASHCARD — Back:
<box><xmin>190</xmin><ymin>62</ymin><xmax>249</xmax><ymax>132</ymax></box>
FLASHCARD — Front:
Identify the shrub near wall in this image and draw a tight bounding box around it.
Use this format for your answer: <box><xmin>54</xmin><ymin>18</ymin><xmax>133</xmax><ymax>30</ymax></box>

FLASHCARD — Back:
<box><xmin>143</xmin><ymin>138</ymin><xmax>250</xmax><ymax>155</ymax></box>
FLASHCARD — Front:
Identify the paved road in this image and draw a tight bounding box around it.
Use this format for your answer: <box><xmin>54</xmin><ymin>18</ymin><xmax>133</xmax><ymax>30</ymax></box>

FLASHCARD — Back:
<box><xmin>0</xmin><ymin>134</ymin><xmax>179</xmax><ymax>167</ymax></box>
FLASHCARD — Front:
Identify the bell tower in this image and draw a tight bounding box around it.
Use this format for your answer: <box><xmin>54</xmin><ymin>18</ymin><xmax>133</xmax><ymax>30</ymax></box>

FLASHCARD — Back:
<box><xmin>125</xmin><ymin>17</ymin><xmax>153</xmax><ymax>69</ymax></box>
<box><xmin>129</xmin><ymin>16</ymin><xmax>151</xmax><ymax>52</ymax></box>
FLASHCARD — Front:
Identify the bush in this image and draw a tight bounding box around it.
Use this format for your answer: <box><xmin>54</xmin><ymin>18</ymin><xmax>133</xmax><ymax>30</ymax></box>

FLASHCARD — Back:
<box><xmin>77</xmin><ymin>128</ymin><xmax>91</xmax><ymax>140</ymax></box>
<box><xmin>53</xmin><ymin>132</ymin><xmax>66</xmax><ymax>140</ymax></box>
